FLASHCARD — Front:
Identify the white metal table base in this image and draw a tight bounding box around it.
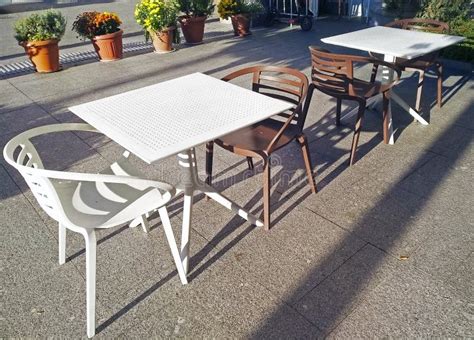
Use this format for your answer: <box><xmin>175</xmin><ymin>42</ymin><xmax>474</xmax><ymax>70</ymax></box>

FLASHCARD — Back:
<box><xmin>176</xmin><ymin>148</ymin><xmax>264</xmax><ymax>275</ymax></box>
<box><xmin>341</xmin><ymin>54</ymin><xmax>429</xmax><ymax>144</ymax></box>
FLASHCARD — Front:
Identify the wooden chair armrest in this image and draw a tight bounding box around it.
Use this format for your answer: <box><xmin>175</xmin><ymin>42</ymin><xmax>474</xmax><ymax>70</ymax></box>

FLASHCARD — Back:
<box><xmin>266</xmin><ymin>109</ymin><xmax>297</xmax><ymax>154</ymax></box>
<box><xmin>351</xmin><ymin>56</ymin><xmax>402</xmax><ymax>91</ymax></box>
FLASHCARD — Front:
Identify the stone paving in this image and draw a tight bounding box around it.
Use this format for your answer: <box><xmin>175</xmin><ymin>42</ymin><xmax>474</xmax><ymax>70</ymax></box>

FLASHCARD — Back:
<box><xmin>1</xmin><ymin>4</ymin><xmax>473</xmax><ymax>338</ymax></box>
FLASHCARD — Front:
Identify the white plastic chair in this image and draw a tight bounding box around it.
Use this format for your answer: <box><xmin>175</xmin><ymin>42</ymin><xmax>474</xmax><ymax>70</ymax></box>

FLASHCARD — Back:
<box><xmin>3</xmin><ymin>123</ymin><xmax>188</xmax><ymax>338</ymax></box>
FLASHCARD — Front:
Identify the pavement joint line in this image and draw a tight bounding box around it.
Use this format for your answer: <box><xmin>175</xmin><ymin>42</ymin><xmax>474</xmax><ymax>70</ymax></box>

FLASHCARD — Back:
<box><xmin>394</xmin><ymin>150</ymin><xmax>437</xmax><ymax>183</ymax></box>
<box><xmin>302</xmin><ymin>204</ymin><xmax>369</xmax><ymax>244</ymax></box>
<box><xmin>251</xmin><ymin>276</ymin><xmax>325</xmax><ymax>332</ymax></box>
<box><xmin>295</xmin><ymin>241</ymin><xmax>369</xmax><ymax>302</ymax></box>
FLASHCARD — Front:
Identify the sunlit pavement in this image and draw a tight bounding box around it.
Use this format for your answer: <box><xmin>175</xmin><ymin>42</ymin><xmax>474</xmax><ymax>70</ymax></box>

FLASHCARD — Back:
<box><xmin>1</xmin><ymin>8</ymin><xmax>473</xmax><ymax>338</ymax></box>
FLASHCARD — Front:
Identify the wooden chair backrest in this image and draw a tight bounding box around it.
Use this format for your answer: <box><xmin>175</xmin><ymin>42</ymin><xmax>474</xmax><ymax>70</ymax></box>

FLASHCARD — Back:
<box><xmin>222</xmin><ymin>65</ymin><xmax>309</xmax><ymax>132</ymax></box>
<box><xmin>308</xmin><ymin>45</ymin><xmax>355</xmax><ymax>97</ymax></box>
<box><xmin>386</xmin><ymin>18</ymin><xmax>449</xmax><ymax>34</ymax></box>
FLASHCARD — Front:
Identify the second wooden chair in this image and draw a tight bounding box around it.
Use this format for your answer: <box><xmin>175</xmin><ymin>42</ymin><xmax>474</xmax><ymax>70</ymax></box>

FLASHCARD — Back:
<box><xmin>369</xmin><ymin>18</ymin><xmax>449</xmax><ymax>111</ymax></box>
<box><xmin>308</xmin><ymin>45</ymin><xmax>401</xmax><ymax>165</ymax></box>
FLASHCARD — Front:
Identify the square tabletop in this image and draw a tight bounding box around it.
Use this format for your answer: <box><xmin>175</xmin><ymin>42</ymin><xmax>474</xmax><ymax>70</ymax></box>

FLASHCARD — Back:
<box><xmin>69</xmin><ymin>72</ymin><xmax>293</xmax><ymax>164</ymax></box>
<box><xmin>321</xmin><ymin>26</ymin><xmax>465</xmax><ymax>59</ymax></box>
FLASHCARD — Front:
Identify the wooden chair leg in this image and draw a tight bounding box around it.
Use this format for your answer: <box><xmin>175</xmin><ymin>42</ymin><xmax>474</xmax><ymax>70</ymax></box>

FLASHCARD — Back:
<box><xmin>262</xmin><ymin>157</ymin><xmax>271</xmax><ymax>231</ymax></box>
<box><xmin>415</xmin><ymin>70</ymin><xmax>425</xmax><ymax>112</ymax></box>
<box><xmin>436</xmin><ymin>62</ymin><xmax>443</xmax><ymax>108</ymax></box>
<box><xmin>349</xmin><ymin>101</ymin><xmax>366</xmax><ymax>166</ymax></box>
<box><xmin>247</xmin><ymin>157</ymin><xmax>254</xmax><ymax>170</ymax></box>
<box><xmin>297</xmin><ymin>135</ymin><xmax>317</xmax><ymax>193</ymax></box>
<box><xmin>205</xmin><ymin>142</ymin><xmax>213</xmax><ymax>186</ymax></box>
<box><xmin>382</xmin><ymin>91</ymin><xmax>391</xmax><ymax>144</ymax></box>
<box><xmin>336</xmin><ymin>98</ymin><xmax>342</xmax><ymax>126</ymax></box>
<box><xmin>302</xmin><ymin>83</ymin><xmax>315</xmax><ymax>121</ymax></box>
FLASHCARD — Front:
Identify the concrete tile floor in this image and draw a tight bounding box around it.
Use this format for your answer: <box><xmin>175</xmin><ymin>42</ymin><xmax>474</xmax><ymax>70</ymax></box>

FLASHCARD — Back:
<box><xmin>0</xmin><ymin>10</ymin><xmax>473</xmax><ymax>339</ymax></box>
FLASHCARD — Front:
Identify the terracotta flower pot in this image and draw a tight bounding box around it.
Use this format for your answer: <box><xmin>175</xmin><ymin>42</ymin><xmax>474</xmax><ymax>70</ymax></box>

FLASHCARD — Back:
<box><xmin>179</xmin><ymin>16</ymin><xmax>206</xmax><ymax>44</ymax></box>
<box><xmin>92</xmin><ymin>29</ymin><xmax>123</xmax><ymax>62</ymax></box>
<box><xmin>149</xmin><ymin>27</ymin><xmax>176</xmax><ymax>53</ymax></box>
<box><xmin>23</xmin><ymin>39</ymin><xmax>61</xmax><ymax>73</ymax></box>
<box><xmin>231</xmin><ymin>14</ymin><xmax>251</xmax><ymax>37</ymax></box>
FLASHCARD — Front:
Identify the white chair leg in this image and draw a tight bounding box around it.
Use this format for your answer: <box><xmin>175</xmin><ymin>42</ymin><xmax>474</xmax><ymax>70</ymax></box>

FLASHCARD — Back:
<box><xmin>129</xmin><ymin>214</ymin><xmax>150</xmax><ymax>233</ymax></box>
<box><xmin>158</xmin><ymin>207</ymin><xmax>188</xmax><ymax>285</ymax></box>
<box><xmin>59</xmin><ymin>223</ymin><xmax>66</xmax><ymax>265</ymax></box>
<box><xmin>140</xmin><ymin>215</ymin><xmax>150</xmax><ymax>233</ymax></box>
<box><xmin>82</xmin><ymin>229</ymin><xmax>97</xmax><ymax>338</ymax></box>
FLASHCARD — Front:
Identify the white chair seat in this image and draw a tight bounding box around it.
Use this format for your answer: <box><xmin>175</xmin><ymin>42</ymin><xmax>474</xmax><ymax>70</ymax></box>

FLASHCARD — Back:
<box><xmin>54</xmin><ymin>156</ymin><xmax>161</xmax><ymax>229</ymax></box>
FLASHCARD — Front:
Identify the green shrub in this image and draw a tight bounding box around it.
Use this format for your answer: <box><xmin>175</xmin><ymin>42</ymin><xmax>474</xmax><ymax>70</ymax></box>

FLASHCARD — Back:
<box><xmin>441</xmin><ymin>19</ymin><xmax>474</xmax><ymax>63</ymax></box>
<box><xmin>417</xmin><ymin>0</ymin><xmax>469</xmax><ymax>23</ymax></box>
<box><xmin>416</xmin><ymin>0</ymin><xmax>472</xmax><ymax>63</ymax></box>
<box><xmin>13</xmin><ymin>9</ymin><xmax>66</xmax><ymax>43</ymax></box>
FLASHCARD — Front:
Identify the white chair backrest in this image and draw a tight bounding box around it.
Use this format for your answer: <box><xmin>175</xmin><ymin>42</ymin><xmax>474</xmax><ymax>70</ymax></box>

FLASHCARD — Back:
<box><xmin>3</xmin><ymin>125</ymin><xmax>84</xmax><ymax>221</ymax></box>
<box><xmin>3</xmin><ymin>124</ymin><xmax>175</xmax><ymax>228</ymax></box>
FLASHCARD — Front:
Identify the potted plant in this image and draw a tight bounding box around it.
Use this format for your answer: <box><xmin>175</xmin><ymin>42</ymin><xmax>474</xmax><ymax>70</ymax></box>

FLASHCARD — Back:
<box><xmin>178</xmin><ymin>0</ymin><xmax>215</xmax><ymax>44</ymax></box>
<box><xmin>72</xmin><ymin>11</ymin><xmax>123</xmax><ymax>62</ymax></box>
<box><xmin>217</xmin><ymin>0</ymin><xmax>264</xmax><ymax>36</ymax></box>
<box><xmin>135</xmin><ymin>0</ymin><xmax>181</xmax><ymax>53</ymax></box>
<box><xmin>13</xmin><ymin>10</ymin><xmax>66</xmax><ymax>73</ymax></box>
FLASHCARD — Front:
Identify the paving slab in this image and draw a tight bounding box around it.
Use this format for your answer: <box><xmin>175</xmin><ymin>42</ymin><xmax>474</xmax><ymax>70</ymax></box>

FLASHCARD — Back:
<box><xmin>0</xmin><ymin>14</ymin><xmax>472</xmax><ymax>338</ymax></box>
<box><xmin>0</xmin><ymin>103</ymin><xmax>57</xmax><ymax>137</ymax></box>
<box><xmin>327</xmin><ymin>258</ymin><xmax>474</xmax><ymax>338</ymax></box>
<box><xmin>295</xmin><ymin>244</ymin><xmax>401</xmax><ymax>334</ymax></box>
<box><xmin>0</xmin><ymin>166</ymin><xmax>63</xmax><ymax>288</ymax></box>
<box><xmin>0</xmin><ymin>80</ymin><xmax>33</xmax><ymax>114</ymax></box>
<box><xmin>2</xmin><ymin>254</ymin><xmax>90</xmax><ymax>338</ymax></box>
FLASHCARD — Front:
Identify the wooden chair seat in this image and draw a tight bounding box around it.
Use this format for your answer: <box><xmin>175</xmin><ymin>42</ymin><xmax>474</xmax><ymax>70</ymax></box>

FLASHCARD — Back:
<box><xmin>215</xmin><ymin>118</ymin><xmax>300</xmax><ymax>154</ymax></box>
<box><xmin>396</xmin><ymin>56</ymin><xmax>439</xmax><ymax>70</ymax></box>
<box><xmin>352</xmin><ymin>78</ymin><xmax>383</xmax><ymax>98</ymax></box>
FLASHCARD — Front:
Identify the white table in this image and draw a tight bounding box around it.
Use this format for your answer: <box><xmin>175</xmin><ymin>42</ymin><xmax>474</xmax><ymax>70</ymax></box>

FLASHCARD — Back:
<box><xmin>322</xmin><ymin>26</ymin><xmax>465</xmax><ymax>143</ymax></box>
<box><xmin>69</xmin><ymin>72</ymin><xmax>293</xmax><ymax>279</ymax></box>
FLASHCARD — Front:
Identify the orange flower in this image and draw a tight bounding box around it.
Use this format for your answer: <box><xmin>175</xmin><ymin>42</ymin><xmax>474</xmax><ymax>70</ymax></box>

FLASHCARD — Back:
<box><xmin>93</xmin><ymin>12</ymin><xmax>122</xmax><ymax>27</ymax></box>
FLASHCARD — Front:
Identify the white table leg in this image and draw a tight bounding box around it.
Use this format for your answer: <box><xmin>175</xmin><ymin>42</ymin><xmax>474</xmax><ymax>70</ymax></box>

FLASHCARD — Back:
<box><xmin>383</xmin><ymin>54</ymin><xmax>395</xmax><ymax>145</ymax></box>
<box><xmin>391</xmin><ymin>91</ymin><xmax>429</xmax><ymax>125</ymax></box>
<box><xmin>199</xmin><ymin>185</ymin><xmax>264</xmax><ymax>227</ymax></box>
<box><xmin>176</xmin><ymin>148</ymin><xmax>263</xmax><ymax>275</ymax></box>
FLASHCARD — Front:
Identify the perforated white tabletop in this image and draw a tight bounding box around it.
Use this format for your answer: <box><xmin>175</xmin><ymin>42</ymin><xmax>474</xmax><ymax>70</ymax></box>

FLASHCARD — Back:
<box><xmin>69</xmin><ymin>72</ymin><xmax>293</xmax><ymax>164</ymax></box>
<box><xmin>321</xmin><ymin>26</ymin><xmax>465</xmax><ymax>59</ymax></box>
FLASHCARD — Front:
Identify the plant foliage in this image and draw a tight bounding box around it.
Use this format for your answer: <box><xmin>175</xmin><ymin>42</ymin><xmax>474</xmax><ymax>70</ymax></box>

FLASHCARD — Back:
<box><xmin>72</xmin><ymin>11</ymin><xmax>122</xmax><ymax>39</ymax></box>
<box><xmin>416</xmin><ymin>0</ymin><xmax>472</xmax><ymax>62</ymax></box>
<box><xmin>442</xmin><ymin>19</ymin><xmax>474</xmax><ymax>63</ymax></box>
<box><xmin>178</xmin><ymin>0</ymin><xmax>215</xmax><ymax>17</ymax></box>
<box><xmin>217</xmin><ymin>0</ymin><xmax>264</xmax><ymax>19</ymax></box>
<box><xmin>13</xmin><ymin>10</ymin><xmax>66</xmax><ymax>43</ymax></box>
<box><xmin>417</xmin><ymin>0</ymin><xmax>470</xmax><ymax>23</ymax></box>
<box><xmin>135</xmin><ymin>0</ymin><xmax>180</xmax><ymax>39</ymax></box>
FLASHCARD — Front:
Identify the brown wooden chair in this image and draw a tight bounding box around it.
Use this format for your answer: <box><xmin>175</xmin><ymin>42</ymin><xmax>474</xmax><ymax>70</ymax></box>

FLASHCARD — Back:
<box><xmin>308</xmin><ymin>45</ymin><xmax>401</xmax><ymax>165</ymax></box>
<box><xmin>205</xmin><ymin>66</ymin><xmax>317</xmax><ymax>231</ymax></box>
<box><xmin>370</xmin><ymin>18</ymin><xmax>449</xmax><ymax>111</ymax></box>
